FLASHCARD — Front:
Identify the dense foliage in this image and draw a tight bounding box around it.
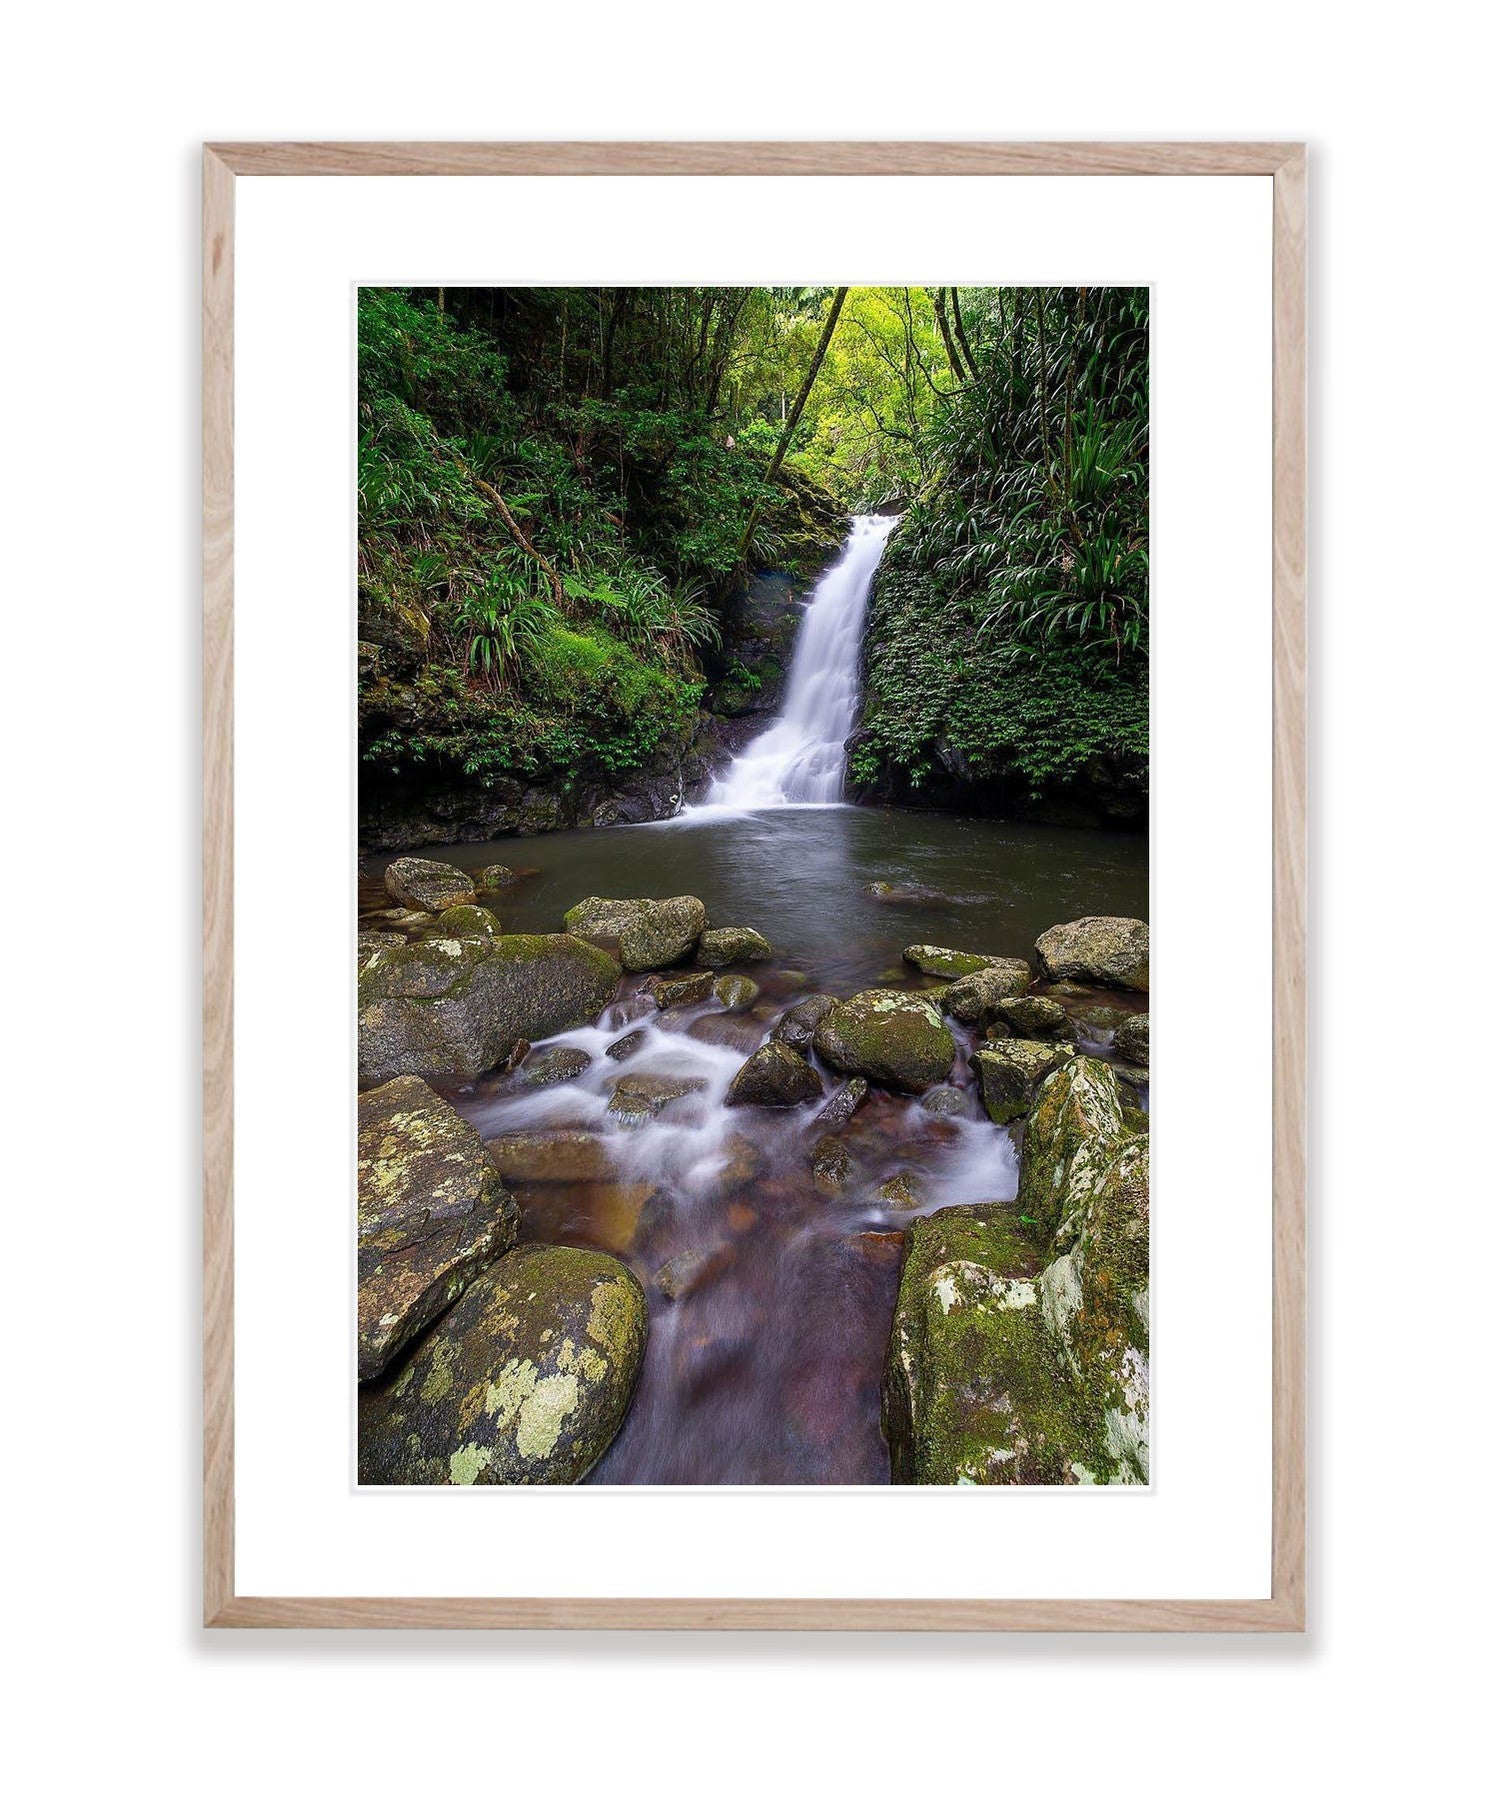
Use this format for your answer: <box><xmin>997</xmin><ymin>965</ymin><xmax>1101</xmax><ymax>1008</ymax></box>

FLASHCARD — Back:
<box><xmin>357</xmin><ymin>284</ymin><xmax>1148</xmax><ymax>833</ymax></box>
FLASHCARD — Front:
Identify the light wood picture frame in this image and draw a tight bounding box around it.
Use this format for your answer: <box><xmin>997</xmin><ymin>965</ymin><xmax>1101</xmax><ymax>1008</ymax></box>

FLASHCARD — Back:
<box><xmin>203</xmin><ymin>140</ymin><xmax>1306</xmax><ymax>1631</ymax></box>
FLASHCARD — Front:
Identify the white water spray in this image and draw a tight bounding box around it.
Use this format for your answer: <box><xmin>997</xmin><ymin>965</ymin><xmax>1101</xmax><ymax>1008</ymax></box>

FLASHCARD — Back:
<box><xmin>697</xmin><ymin>513</ymin><xmax>898</xmax><ymax>810</ymax></box>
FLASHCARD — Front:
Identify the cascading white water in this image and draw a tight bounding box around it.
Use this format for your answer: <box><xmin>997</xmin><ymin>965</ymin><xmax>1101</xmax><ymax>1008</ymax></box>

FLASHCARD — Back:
<box><xmin>699</xmin><ymin>513</ymin><xmax>898</xmax><ymax>810</ymax></box>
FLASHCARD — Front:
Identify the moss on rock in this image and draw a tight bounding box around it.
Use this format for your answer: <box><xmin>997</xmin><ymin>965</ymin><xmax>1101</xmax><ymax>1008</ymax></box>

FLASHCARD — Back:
<box><xmin>564</xmin><ymin>894</ymin><xmax>707</xmax><ymax>971</ymax></box>
<box><xmin>383</xmin><ymin>856</ymin><xmax>477</xmax><ymax>913</ymax></box>
<box><xmin>358</xmin><ymin>1244</ymin><xmax>647</xmax><ymax>1485</ymax></box>
<box><xmin>940</xmin><ymin>963</ymin><xmax>1037</xmax><ymax>1025</ymax></box>
<box><xmin>813</xmin><ymin>988</ymin><xmax>956</xmax><ymax>1094</ymax></box>
<box><xmin>724</xmin><ymin>1041</ymin><xmax>824</xmax><ymax>1108</ymax></box>
<box><xmin>697</xmin><ymin>926</ymin><xmax>773</xmax><ymax>967</ymax></box>
<box><xmin>904</xmin><ymin>944</ymin><xmax>1026</xmax><ymax>981</ymax></box>
<box><xmin>1035</xmin><ymin>916</ymin><xmax>1149</xmax><ymax>992</ymax></box>
<box><xmin>971</xmin><ymin>1041</ymin><xmax>1076</xmax><ymax>1124</ymax></box>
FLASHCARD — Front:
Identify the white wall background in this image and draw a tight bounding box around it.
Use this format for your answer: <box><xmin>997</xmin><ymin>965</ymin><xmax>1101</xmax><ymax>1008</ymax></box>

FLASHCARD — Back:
<box><xmin>5</xmin><ymin>4</ymin><xmax>1492</xmax><ymax>1793</ymax></box>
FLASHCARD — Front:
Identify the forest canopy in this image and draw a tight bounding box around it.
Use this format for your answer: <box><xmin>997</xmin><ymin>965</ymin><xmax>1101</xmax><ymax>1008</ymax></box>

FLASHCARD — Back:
<box><xmin>357</xmin><ymin>284</ymin><xmax>1148</xmax><ymax>835</ymax></box>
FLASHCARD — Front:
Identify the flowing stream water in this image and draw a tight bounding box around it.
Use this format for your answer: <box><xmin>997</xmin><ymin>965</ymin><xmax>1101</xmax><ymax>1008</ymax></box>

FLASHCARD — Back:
<box><xmin>360</xmin><ymin>519</ymin><xmax>1147</xmax><ymax>1483</ymax></box>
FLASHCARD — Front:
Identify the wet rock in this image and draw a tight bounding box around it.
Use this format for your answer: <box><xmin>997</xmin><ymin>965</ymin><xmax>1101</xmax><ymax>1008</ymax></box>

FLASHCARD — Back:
<box><xmin>851</xmin><ymin>1230</ymin><xmax>905</xmax><ymax>1268</ymax></box>
<box><xmin>939</xmin><ymin>963</ymin><xmax>1037</xmax><ymax>1026</ymax></box>
<box><xmin>770</xmin><ymin>993</ymin><xmax>836</xmax><ymax>1053</ymax></box>
<box><xmin>1035</xmin><ymin>916</ymin><xmax>1149</xmax><ymax>992</ymax></box>
<box><xmin>971</xmin><ymin>1041</ymin><xmax>1077</xmax><ymax>1124</ymax></box>
<box><xmin>713</xmin><ymin>974</ymin><xmax>760</xmax><ymax>1010</ymax></box>
<box><xmin>1066</xmin><ymin>1002</ymin><xmax>1135</xmax><ymax>1034</ymax></box>
<box><xmin>357</xmin><ymin>1076</ymin><xmax>518</xmax><ymax>1381</ymax></box>
<box><xmin>866</xmin><ymin>882</ymin><xmax>958</xmax><ymax>908</ymax></box>
<box><xmin>697</xmin><ymin>926</ymin><xmax>774</xmax><ymax>966</ymax></box>
<box><xmin>359</xmin><ymin>932</ymin><xmax>620</xmax><ymax>1086</ymax></box>
<box><xmin>726</xmin><ymin>1201</ymin><xmax>758</xmax><ymax>1233</ymax></box>
<box><xmin>604</xmin><ymin>1071</ymin><xmax>707</xmax><ymax>1126</ymax></box>
<box><xmin>604</xmin><ymin>1028</ymin><xmax>648</xmax><ymax>1062</ymax></box>
<box><xmin>904</xmin><ymin>944</ymin><xmax>1026</xmax><ymax>981</ymax></box>
<box><xmin>486</xmin><ymin>1130</ymin><xmax>614</xmax><ymax>1184</ymax></box>
<box><xmin>816</xmin><ymin>1076</ymin><xmax>869</xmax><ymax>1129</ymax></box>
<box><xmin>583</xmin><ymin>1181</ymin><xmax>657</xmax><ymax>1255</ymax></box>
<box><xmin>811</xmin><ymin>1134</ymin><xmax>854</xmax><ymax>1194</ymax></box>
<box><xmin>1113</xmin><ymin>1013</ymin><xmax>1149</xmax><ymax>1066</ymax></box>
<box><xmin>383</xmin><ymin>855</ymin><xmax>476</xmax><ymax>913</ymax></box>
<box><xmin>919</xmin><ymin>1084</ymin><xmax>972</xmax><ymax>1119</ymax></box>
<box><xmin>518</xmin><ymin>1044</ymin><xmax>592</xmax><ymax>1086</ymax></box>
<box><xmin>358</xmin><ymin>1245</ymin><xmax>647</xmax><ymax>1485</ymax></box>
<box><xmin>1114</xmin><ymin>1063</ymin><xmax>1150</xmax><ymax>1102</ymax></box>
<box><xmin>432</xmin><ymin>903</ymin><xmax>502</xmax><ymax>940</ymax></box>
<box><xmin>719</xmin><ymin>1135</ymin><xmax>762</xmax><ymax>1188</ymax></box>
<box><xmin>477</xmin><ymin>863</ymin><xmax>519</xmax><ymax>888</ymax></box>
<box><xmin>724</xmin><ymin>1041</ymin><xmax>824</xmax><ymax>1108</ymax></box>
<box><xmin>357</xmin><ymin>930</ymin><xmax>403</xmax><ymax>971</ymax></box>
<box><xmin>813</xmin><ymin>989</ymin><xmax>955</xmax><ymax>1094</ymax></box>
<box><xmin>654</xmin><ymin>1243</ymin><xmax>733</xmax><ymax>1301</ymax></box>
<box><xmin>564</xmin><ymin>894</ymin><xmax>707</xmax><ymax>971</ymax></box>
<box><xmin>644</xmin><ymin>969</ymin><xmax>715</xmax><ymax>1009</ymax></box>
<box><xmin>877</xmin><ymin>1171</ymin><xmax>925</xmax><ymax>1209</ymax></box>
<box><xmin>985</xmin><ymin>995</ymin><xmax>1073</xmax><ymax>1041</ymax></box>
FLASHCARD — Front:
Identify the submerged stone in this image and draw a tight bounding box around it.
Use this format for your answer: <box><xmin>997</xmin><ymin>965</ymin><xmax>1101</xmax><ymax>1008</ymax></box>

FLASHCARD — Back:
<box><xmin>919</xmin><ymin>1084</ymin><xmax>972</xmax><ymax>1119</ymax></box>
<box><xmin>811</xmin><ymin>1134</ymin><xmax>854</xmax><ymax>1194</ymax></box>
<box><xmin>358</xmin><ymin>1244</ymin><xmax>647</xmax><ymax>1485</ymax></box>
<box><xmin>486</xmin><ymin>1130</ymin><xmax>614</xmax><ymax>1184</ymax></box>
<box><xmin>383</xmin><ymin>856</ymin><xmax>476</xmax><ymax>913</ymax></box>
<box><xmin>357</xmin><ymin>1076</ymin><xmax>518</xmax><ymax>1381</ymax></box>
<box><xmin>813</xmin><ymin>989</ymin><xmax>955</xmax><ymax>1094</ymax></box>
<box><xmin>654</xmin><ymin>1242</ymin><xmax>733</xmax><ymax>1301</ymax></box>
<box><xmin>1035</xmin><ymin>916</ymin><xmax>1149</xmax><ymax>992</ymax></box>
<box><xmin>876</xmin><ymin>1171</ymin><xmax>925</xmax><ymax>1210</ymax></box>
<box><xmin>564</xmin><ymin>894</ymin><xmax>707</xmax><ymax>971</ymax></box>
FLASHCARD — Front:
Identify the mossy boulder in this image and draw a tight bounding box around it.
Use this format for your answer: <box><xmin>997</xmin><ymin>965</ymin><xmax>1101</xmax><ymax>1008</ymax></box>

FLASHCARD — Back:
<box><xmin>713</xmin><ymin>974</ymin><xmax>759</xmax><ymax>1010</ymax></box>
<box><xmin>564</xmin><ymin>894</ymin><xmax>707</xmax><ymax>971</ymax></box>
<box><xmin>357</xmin><ymin>930</ymin><xmax>403</xmax><ymax>972</ymax></box>
<box><xmin>357</xmin><ymin>1076</ymin><xmax>518</xmax><ymax>1381</ymax></box>
<box><xmin>971</xmin><ymin>1041</ymin><xmax>1076</xmax><ymax>1124</ymax></box>
<box><xmin>432</xmin><ymin>903</ymin><xmax>501</xmax><ymax>940</ymax></box>
<box><xmin>1035</xmin><ymin>916</ymin><xmax>1149</xmax><ymax>992</ymax></box>
<box><xmin>358</xmin><ymin>932</ymin><xmax>620</xmax><ymax>1087</ymax></box>
<box><xmin>477</xmin><ymin>863</ymin><xmax>518</xmax><ymax>888</ymax></box>
<box><xmin>986</xmin><ymin>995</ymin><xmax>1072</xmax><ymax>1041</ymax></box>
<box><xmin>1113</xmin><ymin>1012</ymin><xmax>1149</xmax><ymax>1066</ymax></box>
<box><xmin>940</xmin><ymin>963</ymin><xmax>1037</xmax><ymax>1026</ymax></box>
<box><xmin>904</xmin><ymin>944</ymin><xmax>1024</xmax><ymax>980</ymax></box>
<box><xmin>725</xmin><ymin>1041</ymin><xmax>824</xmax><ymax>1108</ymax></box>
<box><xmin>383</xmin><ymin>856</ymin><xmax>476</xmax><ymax>913</ymax></box>
<box><xmin>770</xmin><ymin>993</ymin><xmax>835</xmax><ymax>1053</ymax></box>
<box><xmin>814</xmin><ymin>989</ymin><xmax>955</xmax><ymax>1094</ymax></box>
<box><xmin>697</xmin><ymin>926</ymin><xmax>773</xmax><ymax>967</ymax></box>
<box><xmin>358</xmin><ymin>1245</ymin><xmax>647</xmax><ymax>1485</ymax></box>
<box><xmin>644</xmin><ymin>968</ymin><xmax>715</xmax><ymax>1009</ymax></box>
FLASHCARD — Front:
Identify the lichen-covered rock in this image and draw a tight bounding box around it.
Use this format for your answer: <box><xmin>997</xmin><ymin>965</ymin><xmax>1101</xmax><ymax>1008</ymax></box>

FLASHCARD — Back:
<box><xmin>940</xmin><ymin>963</ymin><xmax>1037</xmax><ymax>1025</ymax></box>
<box><xmin>1113</xmin><ymin>1012</ymin><xmax>1149</xmax><ymax>1066</ymax></box>
<box><xmin>1035</xmin><ymin>916</ymin><xmax>1149</xmax><ymax>992</ymax></box>
<box><xmin>477</xmin><ymin>863</ymin><xmax>518</xmax><ymax>888</ymax></box>
<box><xmin>485</xmin><ymin>1130</ymin><xmax>613</xmax><ymax>1183</ymax></box>
<box><xmin>697</xmin><ymin>926</ymin><xmax>773</xmax><ymax>967</ymax></box>
<box><xmin>725</xmin><ymin>1041</ymin><xmax>824</xmax><ymax>1108</ymax></box>
<box><xmin>643</xmin><ymin>969</ymin><xmax>715</xmax><ymax>1009</ymax></box>
<box><xmin>432</xmin><ymin>903</ymin><xmax>501</xmax><ymax>940</ymax></box>
<box><xmin>383</xmin><ymin>856</ymin><xmax>476</xmax><ymax>913</ymax></box>
<box><xmin>986</xmin><ymin>995</ymin><xmax>1072</xmax><ymax>1041</ymax></box>
<box><xmin>903</xmin><ymin>944</ymin><xmax>1023</xmax><ymax>980</ymax></box>
<box><xmin>357</xmin><ymin>930</ymin><xmax>403</xmax><ymax>971</ymax></box>
<box><xmin>816</xmin><ymin>1076</ymin><xmax>868</xmax><ymax>1128</ymax></box>
<box><xmin>564</xmin><ymin>894</ymin><xmax>707</xmax><ymax>971</ymax></box>
<box><xmin>813</xmin><ymin>989</ymin><xmax>955</xmax><ymax>1094</ymax></box>
<box><xmin>358</xmin><ymin>1245</ymin><xmax>647</xmax><ymax>1485</ymax></box>
<box><xmin>518</xmin><ymin>1044</ymin><xmax>592</xmax><ymax>1086</ymax></box>
<box><xmin>1017</xmin><ymin>1054</ymin><xmax>1127</xmax><ymax>1243</ymax></box>
<box><xmin>713</xmin><ymin>974</ymin><xmax>759</xmax><ymax>1010</ymax></box>
<box><xmin>357</xmin><ymin>1076</ymin><xmax>517</xmax><ymax>1381</ymax></box>
<box><xmin>358</xmin><ymin>932</ymin><xmax>620</xmax><ymax>1086</ymax></box>
<box><xmin>770</xmin><ymin>993</ymin><xmax>835</xmax><ymax>1053</ymax></box>
<box><xmin>971</xmin><ymin>1041</ymin><xmax>1076</xmax><ymax>1124</ymax></box>
<box><xmin>604</xmin><ymin>1071</ymin><xmax>707</xmax><ymax>1126</ymax></box>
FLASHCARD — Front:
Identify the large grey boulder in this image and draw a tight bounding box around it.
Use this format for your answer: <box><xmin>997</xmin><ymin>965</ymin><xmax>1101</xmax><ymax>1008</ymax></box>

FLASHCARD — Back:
<box><xmin>383</xmin><ymin>856</ymin><xmax>476</xmax><ymax>913</ymax></box>
<box><xmin>1035</xmin><ymin>916</ymin><xmax>1149</xmax><ymax>992</ymax></box>
<box><xmin>357</xmin><ymin>1076</ymin><xmax>517</xmax><ymax>1381</ymax></box>
<box><xmin>813</xmin><ymin>989</ymin><xmax>955</xmax><ymax>1093</ymax></box>
<box><xmin>358</xmin><ymin>932</ymin><xmax>620</xmax><ymax>1086</ymax></box>
<box><xmin>358</xmin><ymin>1245</ymin><xmax>647</xmax><ymax>1485</ymax></box>
<box><xmin>564</xmin><ymin>894</ymin><xmax>707</xmax><ymax>971</ymax></box>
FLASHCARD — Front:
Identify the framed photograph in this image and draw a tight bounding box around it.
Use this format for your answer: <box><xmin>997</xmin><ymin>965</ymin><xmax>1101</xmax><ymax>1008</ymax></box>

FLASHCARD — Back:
<box><xmin>204</xmin><ymin>141</ymin><xmax>1305</xmax><ymax>1629</ymax></box>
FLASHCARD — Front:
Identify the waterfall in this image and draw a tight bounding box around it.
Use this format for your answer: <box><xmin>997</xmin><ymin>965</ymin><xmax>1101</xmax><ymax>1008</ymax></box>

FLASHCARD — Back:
<box><xmin>698</xmin><ymin>513</ymin><xmax>898</xmax><ymax>811</ymax></box>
